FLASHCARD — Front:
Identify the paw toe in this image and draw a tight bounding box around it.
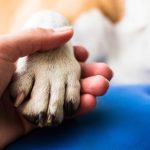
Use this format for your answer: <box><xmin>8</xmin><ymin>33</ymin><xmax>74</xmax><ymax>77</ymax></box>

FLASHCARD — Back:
<box><xmin>24</xmin><ymin>112</ymin><xmax>47</xmax><ymax>127</ymax></box>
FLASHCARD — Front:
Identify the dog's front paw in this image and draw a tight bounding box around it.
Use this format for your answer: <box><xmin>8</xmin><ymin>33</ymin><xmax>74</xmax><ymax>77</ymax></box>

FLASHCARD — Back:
<box><xmin>10</xmin><ymin>46</ymin><xmax>81</xmax><ymax>127</ymax></box>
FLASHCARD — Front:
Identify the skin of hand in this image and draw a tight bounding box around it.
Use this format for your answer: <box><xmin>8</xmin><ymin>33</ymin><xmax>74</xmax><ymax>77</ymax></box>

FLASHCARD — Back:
<box><xmin>0</xmin><ymin>27</ymin><xmax>113</xmax><ymax>148</ymax></box>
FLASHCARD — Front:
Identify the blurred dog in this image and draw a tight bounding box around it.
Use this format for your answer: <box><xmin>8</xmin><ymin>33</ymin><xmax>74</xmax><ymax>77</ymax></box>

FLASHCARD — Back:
<box><xmin>0</xmin><ymin>0</ymin><xmax>124</xmax><ymax>67</ymax></box>
<box><xmin>1</xmin><ymin>0</ymin><xmax>149</xmax><ymax>85</ymax></box>
<box><xmin>0</xmin><ymin>0</ymin><xmax>124</xmax><ymax>34</ymax></box>
<box><xmin>3</xmin><ymin>0</ymin><xmax>125</xmax><ymax>126</ymax></box>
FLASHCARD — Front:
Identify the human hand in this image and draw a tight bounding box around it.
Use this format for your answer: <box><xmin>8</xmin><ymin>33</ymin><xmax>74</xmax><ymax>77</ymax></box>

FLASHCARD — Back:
<box><xmin>0</xmin><ymin>27</ymin><xmax>113</xmax><ymax>148</ymax></box>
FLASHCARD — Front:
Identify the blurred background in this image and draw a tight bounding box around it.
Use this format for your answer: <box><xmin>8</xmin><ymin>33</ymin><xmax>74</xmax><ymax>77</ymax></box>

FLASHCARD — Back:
<box><xmin>0</xmin><ymin>0</ymin><xmax>150</xmax><ymax>84</ymax></box>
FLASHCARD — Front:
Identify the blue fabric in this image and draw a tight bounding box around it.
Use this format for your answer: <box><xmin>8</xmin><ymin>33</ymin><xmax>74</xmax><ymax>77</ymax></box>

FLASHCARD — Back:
<box><xmin>6</xmin><ymin>85</ymin><xmax>150</xmax><ymax>150</ymax></box>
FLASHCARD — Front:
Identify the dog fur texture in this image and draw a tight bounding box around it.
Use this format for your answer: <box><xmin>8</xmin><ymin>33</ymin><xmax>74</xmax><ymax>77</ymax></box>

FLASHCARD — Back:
<box><xmin>10</xmin><ymin>11</ymin><xmax>81</xmax><ymax>127</ymax></box>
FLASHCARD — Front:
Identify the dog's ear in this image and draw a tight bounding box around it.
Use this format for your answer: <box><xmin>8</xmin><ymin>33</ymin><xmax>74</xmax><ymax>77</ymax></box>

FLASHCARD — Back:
<box><xmin>97</xmin><ymin>0</ymin><xmax>125</xmax><ymax>23</ymax></box>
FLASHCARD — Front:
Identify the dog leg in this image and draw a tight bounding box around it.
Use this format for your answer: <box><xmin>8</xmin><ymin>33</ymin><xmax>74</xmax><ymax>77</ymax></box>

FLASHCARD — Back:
<box><xmin>10</xmin><ymin>11</ymin><xmax>81</xmax><ymax>127</ymax></box>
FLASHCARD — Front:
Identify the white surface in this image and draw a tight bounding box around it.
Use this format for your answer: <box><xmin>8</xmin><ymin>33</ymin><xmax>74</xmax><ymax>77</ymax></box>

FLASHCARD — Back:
<box><xmin>73</xmin><ymin>0</ymin><xmax>150</xmax><ymax>83</ymax></box>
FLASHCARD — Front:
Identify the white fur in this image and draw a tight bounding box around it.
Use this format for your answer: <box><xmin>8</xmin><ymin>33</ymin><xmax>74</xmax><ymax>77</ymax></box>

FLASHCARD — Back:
<box><xmin>10</xmin><ymin>11</ymin><xmax>81</xmax><ymax>126</ymax></box>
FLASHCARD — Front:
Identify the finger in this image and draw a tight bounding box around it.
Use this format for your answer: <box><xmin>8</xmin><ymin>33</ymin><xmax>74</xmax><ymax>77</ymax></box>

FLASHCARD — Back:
<box><xmin>73</xmin><ymin>46</ymin><xmax>89</xmax><ymax>62</ymax></box>
<box><xmin>0</xmin><ymin>27</ymin><xmax>73</xmax><ymax>62</ymax></box>
<box><xmin>81</xmin><ymin>63</ymin><xmax>113</xmax><ymax>80</ymax></box>
<box><xmin>80</xmin><ymin>75</ymin><xmax>109</xmax><ymax>96</ymax></box>
<box><xmin>75</xmin><ymin>94</ymin><xmax>96</xmax><ymax>116</ymax></box>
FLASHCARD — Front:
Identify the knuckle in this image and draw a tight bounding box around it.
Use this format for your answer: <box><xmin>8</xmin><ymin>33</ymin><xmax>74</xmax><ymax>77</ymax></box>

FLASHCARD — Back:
<box><xmin>90</xmin><ymin>75</ymin><xmax>109</xmax><ymax>95</ymax></box>
<box><xmin>93</xmin><ymin>63</ymin><xmax>113</xmax><ymax>79</ymax></box>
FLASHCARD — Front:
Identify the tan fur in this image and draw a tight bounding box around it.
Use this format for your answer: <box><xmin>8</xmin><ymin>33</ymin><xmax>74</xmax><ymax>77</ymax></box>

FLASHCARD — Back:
<box><xmin>0</xmin><ymin>0</ymin><xmax>124</xmax><ymax>34</ymax></box>
<box><xmin>98</xmin><ymin>0</ymin><xmax>125</xmax><ymax>23</ymax></box>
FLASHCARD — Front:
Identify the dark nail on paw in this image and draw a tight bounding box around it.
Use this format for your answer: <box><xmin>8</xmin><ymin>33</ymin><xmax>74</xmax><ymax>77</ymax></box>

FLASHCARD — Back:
<box><xmin>24</xmin><ymin>112</ymin><xmax>47</xmax><ymax>127</ymax></box>
<box><xmin>38</xmin><ymin>112</ymin><xmax>47</xmax><ymax>127</ymax></box>
<box><xmin>51</xmin><ymin>115</ymin><xmax>60</xmax><ymax>126</ymax></box>
<box><xmin>64</xmin><ymin>101</ymin><xmax>75</xmax><ymax>117</ymax></box>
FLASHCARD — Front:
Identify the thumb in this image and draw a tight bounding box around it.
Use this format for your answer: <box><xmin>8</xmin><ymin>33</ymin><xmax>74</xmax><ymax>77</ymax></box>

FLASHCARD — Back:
<box><xmin>0</xmin><ymin>26</ymin><xmax>73</xmax><ymax>62</ymax></box>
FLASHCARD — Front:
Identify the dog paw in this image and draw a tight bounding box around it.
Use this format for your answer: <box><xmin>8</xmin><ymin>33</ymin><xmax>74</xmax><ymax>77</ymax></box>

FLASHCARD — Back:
<box><xmin>10</xmin><ymin>45</ymin><xmax>81</xmax><ymax>127</ymax></box>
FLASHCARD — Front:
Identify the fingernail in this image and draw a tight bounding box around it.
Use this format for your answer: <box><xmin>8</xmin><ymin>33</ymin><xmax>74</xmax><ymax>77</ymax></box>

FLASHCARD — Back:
<box><xmin>54</xmin><ymin>26</ymin><xmax>73</xmax><ymax>32</ymax></box>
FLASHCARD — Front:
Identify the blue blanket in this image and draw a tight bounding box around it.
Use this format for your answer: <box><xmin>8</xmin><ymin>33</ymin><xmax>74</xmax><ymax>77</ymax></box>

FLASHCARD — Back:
<box><xmin>6</xmin><ymin>85</ymin><xmax>150</xmax><ymax>150</ymax></box>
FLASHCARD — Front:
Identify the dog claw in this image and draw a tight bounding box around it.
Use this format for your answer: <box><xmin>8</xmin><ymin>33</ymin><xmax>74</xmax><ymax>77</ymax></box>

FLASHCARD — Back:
<box><xmin>15</xmin><ymin>92</ymin><xmax>25</xmax><ymax>107</ymax></box>
<box><xmin>46</xmin><ymin>114</ymin><xmax>60</xmax><ymax>127</ymax></box>
<box><xmin>24</xmin><ymin>112</ymin><xmax>47</xmax><ymax>127</ymax></box>
<box><xmin>51</xmin><ymin>115</ymin><xmax>60</xmax><ymax>126</ymax></box>
<box><xmin>64</xmin><ymin>101</ymin><xmax>75</xmax><ymax>117</ymax></box>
